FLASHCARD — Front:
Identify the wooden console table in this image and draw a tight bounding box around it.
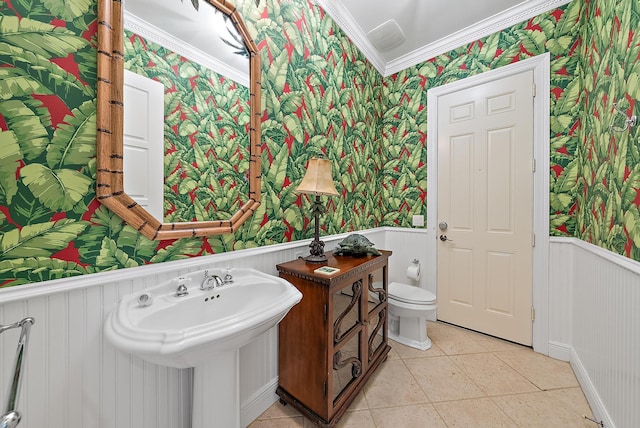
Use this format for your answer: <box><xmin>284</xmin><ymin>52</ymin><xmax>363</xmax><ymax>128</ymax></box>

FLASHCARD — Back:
<box><xmin>276</xmin><ymin>250</ymin><xmax>392</xmax><ymax>427</ymax></box>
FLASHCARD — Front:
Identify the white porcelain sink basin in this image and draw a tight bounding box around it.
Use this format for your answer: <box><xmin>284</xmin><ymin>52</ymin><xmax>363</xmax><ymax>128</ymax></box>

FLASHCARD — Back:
<box><xmin>104</xmin><ymin>268</ymin><xmax>302</xmax><ymax>369</ymax></box>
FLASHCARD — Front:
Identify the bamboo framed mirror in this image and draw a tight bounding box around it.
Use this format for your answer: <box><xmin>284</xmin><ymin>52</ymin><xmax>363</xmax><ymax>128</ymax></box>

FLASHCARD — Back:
<box><xmin>96</xmin><ymin>0</ymin><xmax>261</xmax><ymax>240</ymax></box>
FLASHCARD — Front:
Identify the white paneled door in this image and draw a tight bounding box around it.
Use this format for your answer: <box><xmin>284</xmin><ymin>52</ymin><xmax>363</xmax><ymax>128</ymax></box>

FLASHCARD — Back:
<box><xmin>437</xmin><ymin>70</ymin><xmax>534</xmax><ymax>345</ymax></box>
<box><xmin>123</xmin><ymin>69</ymin><xmax>164</xmax><ymax>221</ymax></box>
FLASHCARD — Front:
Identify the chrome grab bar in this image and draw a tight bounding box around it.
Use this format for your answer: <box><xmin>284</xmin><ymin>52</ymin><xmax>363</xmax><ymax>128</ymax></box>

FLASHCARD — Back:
<box><xmin>1</xmin><ymin>317</ymin><xmax>34</xmax><ymax>428</ymax></box>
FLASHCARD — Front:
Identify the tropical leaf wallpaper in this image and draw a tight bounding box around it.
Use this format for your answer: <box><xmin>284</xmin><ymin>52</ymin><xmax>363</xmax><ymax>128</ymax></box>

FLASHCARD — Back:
<box><xmin>575</xmin><ymin>0</ymin><xmax>640</xmax><ymax>260</ymax></box>
<box><xmin>123</xmin><ymin>30</ymin><xmax>251</xmax><ymax>224</ymax></box>
<box><xmin>379</xmin><ymin>2</ymin><xmax>583</xmax><ymax>233</ymax></box>
<box><xmin>1</xmin><ymin>0</ymin><xmax>639</xmax><ymax>288</ymax></box>
<box><xmin>0</xmin><ymin>0</ymin><xmax>96</xmax><ymax>286</ymax></box>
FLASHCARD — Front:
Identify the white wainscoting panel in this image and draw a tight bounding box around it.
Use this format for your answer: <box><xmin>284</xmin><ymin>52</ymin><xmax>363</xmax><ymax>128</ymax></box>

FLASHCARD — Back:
<box><xmin>3</xmin><ymin>231</ymin><xmax>636</xmax><ymax>428</ymax></box>
<box><xmin>384</xmin><ymin>228</ymin><xmax>434</xmax><ymax>321</ymax></box>
<box><xmin>0</xmin><ymin>281</ymin><xmax>193</xmax><ymax>428</ymax></box>
<box><xmin>0</xmin><ymin>228</ymin><xmax>391</xmax><ymax>428</ymax></box>
<box><xmin>548</xmin><ymin>239</ymin><xmax>573</xmax><ymax>361</ymax></box>
<box><xmin>568</xmin><ymin>239</ymin><xmax>640</xmax><ymax>428</ymax></box>
<box><xmin>384</xmin><ymin>228</ymin><xmax>431</xmax><ymax>291</ymax></box>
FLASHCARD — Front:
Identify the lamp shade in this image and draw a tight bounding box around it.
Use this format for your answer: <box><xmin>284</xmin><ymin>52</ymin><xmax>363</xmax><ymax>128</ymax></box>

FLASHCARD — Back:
<box><xmin>295</xmin><ymin>158</ymin><xmax>339</xmax><ymax>196</ymax></box>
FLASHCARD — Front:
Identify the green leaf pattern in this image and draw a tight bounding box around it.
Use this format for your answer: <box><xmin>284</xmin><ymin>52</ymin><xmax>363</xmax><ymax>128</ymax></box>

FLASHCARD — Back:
<box><xmin>1</xmin><ymin>0</ymin><xmax>640</xmax><ymax>287</ymax></box>
<box><xmin>124</xmin><ymin>30</ymin><xmax>251</xmax><ymax>222</ymax></box>
<box><xmin>575</xmin><ymin>0</ymin><xmax>640</xmax><ymax>259</ymax></box>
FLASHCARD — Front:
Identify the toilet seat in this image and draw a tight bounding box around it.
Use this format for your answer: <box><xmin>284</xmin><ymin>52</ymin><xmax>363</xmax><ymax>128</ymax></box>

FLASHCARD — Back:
<box><xmin>389</xmin><ymin>282</ymin><xmax>436</xmax><ymax>305</ymax></box>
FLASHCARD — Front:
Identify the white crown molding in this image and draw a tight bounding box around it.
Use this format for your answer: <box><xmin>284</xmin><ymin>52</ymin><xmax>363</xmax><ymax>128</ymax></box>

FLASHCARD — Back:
<box><xmin>124</xmin><ymin>11</ymin><xmax>250</xmax><ymax>87</ymax></box>
<box><xmin>317</xmin><ymin>0</ymin><xmax>571</xmax><ymax>77</ymax></box>
<box><xmin>386</xmin><ymin>0</ymin><xmax>571</xmax><ymax>76</ymax></box>
<box><xmin>314</xmin><ymin>0</ymin><xmax>387</xmax><ymax>75</ymax></box>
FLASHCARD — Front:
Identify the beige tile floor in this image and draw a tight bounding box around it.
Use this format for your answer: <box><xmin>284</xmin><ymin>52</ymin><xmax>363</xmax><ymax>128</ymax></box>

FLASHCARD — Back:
<box><xmin>249</xmin><ymin>321</ymin><xmax>594</xmax><ymax>427</ymax></box>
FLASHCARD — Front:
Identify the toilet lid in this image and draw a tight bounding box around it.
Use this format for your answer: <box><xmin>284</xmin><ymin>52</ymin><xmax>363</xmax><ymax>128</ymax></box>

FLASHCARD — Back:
<box><xmin>389</xmin><ymin>282</ymin><xmax>436</xmax><ymax>305</ymax></box>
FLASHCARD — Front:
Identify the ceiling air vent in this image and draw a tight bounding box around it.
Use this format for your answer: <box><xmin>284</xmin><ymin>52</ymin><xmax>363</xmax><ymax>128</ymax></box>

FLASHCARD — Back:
<box><xmin>367</xmin><ymin>19</ymin><xmax>406</xmax><ymax>52</ymax></box>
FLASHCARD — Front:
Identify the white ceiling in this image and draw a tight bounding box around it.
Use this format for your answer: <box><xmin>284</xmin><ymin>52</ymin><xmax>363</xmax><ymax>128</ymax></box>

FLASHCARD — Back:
<box><xmin>124</xmin><ymin>0</ymin><xmax>250</xmax><ymax>86</ymax></box>
<box><xmin>124</xmin><ymin>0</ymin><xmax>571</xmax><ymax>80</ymax></box>
<box><xmin>315</xmin><ymin>0</ymin><xmax>570</xmax><ymax>76</ymax></box>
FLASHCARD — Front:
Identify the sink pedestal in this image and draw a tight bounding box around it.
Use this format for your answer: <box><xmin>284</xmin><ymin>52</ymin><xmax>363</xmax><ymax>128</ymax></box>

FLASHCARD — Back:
<box><xmin>192</xmin><ymin>349</ymin><xmax>240</xmax><ymax>428</ymax></box>
<box><xmin>103</xmin><ymin>269</ymin><xmax>302</xmax><ymax>427</ymax></box>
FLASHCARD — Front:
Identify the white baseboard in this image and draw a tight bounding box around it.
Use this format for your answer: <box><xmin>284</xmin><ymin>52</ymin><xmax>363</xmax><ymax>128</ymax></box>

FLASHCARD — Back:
<box><xmin>570</xmin><ymin>348</ymin><xmax>615</xmax><ymax>428</ymax></box>
<box><xmin>240</xmin><ymin>377</ymin><xmax>279</xmax><ymax>428</ymax></box>
<box><xmin>548</xmin><ymin>341</ymin><xmax>571</xmax><ymax>362</ymax></box>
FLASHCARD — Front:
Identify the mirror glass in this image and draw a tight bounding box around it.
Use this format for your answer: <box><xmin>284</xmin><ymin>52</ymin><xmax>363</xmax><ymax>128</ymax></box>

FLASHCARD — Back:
<box><xmin>124</xmin><ymin>0</ymin><xmax>250</xmax><ymax>85</ymax></box>
<box><xmin>123</xmin><ymin>0</ymin><xmax>250</xmax><ymax>224</ymax></box>
<box><xmin>96</xmin><ymin>0</ymin><xmax>261</xmax><ymax>240</ymax></box>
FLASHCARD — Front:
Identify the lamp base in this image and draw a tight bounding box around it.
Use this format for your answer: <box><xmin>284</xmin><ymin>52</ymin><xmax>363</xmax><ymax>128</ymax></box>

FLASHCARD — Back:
<box><xmin>304</xmin><ymin>238</ymin><xmax>327</xmax><ymax>264</ymax></box>
<box><xmin>303</xmin><ymin>253</ymin><xmax>328</xmax><ymax>264</ymax></box>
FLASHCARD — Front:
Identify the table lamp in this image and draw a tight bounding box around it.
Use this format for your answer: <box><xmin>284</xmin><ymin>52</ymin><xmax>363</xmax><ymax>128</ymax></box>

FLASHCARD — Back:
<box><xmin>295</xmin><ymin>158</ymin><xmax>339</xmax><ymax>263</ymax></box>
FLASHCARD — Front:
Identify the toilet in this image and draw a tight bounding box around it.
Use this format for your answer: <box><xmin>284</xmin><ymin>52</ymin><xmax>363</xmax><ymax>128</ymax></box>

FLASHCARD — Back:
<box><xmin>387</xmin><ymin>261</ymin><xmax>437</xmax><ymax>351</ymax></box>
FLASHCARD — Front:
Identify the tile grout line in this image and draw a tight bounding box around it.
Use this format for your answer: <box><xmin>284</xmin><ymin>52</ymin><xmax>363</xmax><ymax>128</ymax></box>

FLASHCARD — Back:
<box><xmin>249</xmin><ymin>321</ymin><xmax>591</xmax><ymax>427</ymax></box>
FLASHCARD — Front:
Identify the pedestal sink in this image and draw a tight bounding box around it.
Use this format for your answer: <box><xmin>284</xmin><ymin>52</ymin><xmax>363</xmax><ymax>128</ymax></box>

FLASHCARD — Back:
<box><xmin>104</xmin><ymin>268</ymin><xmax>302</xmax><ymax>428</ymax></box>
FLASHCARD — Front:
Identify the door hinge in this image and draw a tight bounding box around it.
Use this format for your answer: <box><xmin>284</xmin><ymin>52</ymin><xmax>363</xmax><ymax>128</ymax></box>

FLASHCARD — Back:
<box><xmin>532</xmin><ymin>233</ymin><xmax>536</xmax><ymax>247</ymax></box>
<box><xmin>323</xmin><ymin>381</ymin><xmax>327</xmax><ymax>398</ymax></box>
<box><xmin>532</xmin><ymin>158</ymin><xmax>536</xmax><ymax>172</ymax></box>
<box><xmin>532</xmin><ymin>82</ymin><xmax>536</xmax><ymax>97</ymax></box>
<box><xmin>531</xmin><ymin>307</ymin><xmax>536</xmax><ymax>321</ymax></box>
<box><xmin>323</xmin><ymin>304</ymin><xmax>328</xmax><ymax>323</ymax></box>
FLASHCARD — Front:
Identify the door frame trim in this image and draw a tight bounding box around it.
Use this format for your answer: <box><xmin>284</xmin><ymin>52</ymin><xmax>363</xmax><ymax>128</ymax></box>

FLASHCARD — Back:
<box><xmin>426</xmin><ymin>53</ymin><xmax>550</xmax><ymax>354</ymax></box>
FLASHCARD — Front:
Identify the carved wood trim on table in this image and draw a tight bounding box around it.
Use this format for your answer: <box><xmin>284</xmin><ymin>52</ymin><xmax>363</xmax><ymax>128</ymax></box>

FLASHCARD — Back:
<box><xmin>276</xmin><ymin>252</ymin><xmax>390</xmax><ymax>285</ymax></box>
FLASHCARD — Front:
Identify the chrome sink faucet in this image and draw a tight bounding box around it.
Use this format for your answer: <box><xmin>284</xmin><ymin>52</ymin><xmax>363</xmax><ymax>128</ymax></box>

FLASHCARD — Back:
<box><xmin>201</xmin><ymin>270</ymin><xmax>223</xmax><ymax>290</ymax></box>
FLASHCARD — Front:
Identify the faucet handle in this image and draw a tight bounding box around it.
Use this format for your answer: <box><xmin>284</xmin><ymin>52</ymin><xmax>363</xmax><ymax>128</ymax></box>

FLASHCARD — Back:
<box><xmin>173</xmin><ymin>276</ymin><xmax>191</xmax><ymax>297</ymax></box>
<box><xmin>223</xmin><ymin>267</ymin><xmax>234</xmax><ymax>284</ymax></box>
<box><xmin>175</xmin><ymin>284</ymin><xmax>188</xmax><ymax>297</ymax></box>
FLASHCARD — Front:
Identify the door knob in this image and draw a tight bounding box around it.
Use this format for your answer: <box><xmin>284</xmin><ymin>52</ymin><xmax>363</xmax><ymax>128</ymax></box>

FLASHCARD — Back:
<box><xmin>438</xmin><ymin>222</ymin><xmax>448</xmax><ymax>231</ymax></box>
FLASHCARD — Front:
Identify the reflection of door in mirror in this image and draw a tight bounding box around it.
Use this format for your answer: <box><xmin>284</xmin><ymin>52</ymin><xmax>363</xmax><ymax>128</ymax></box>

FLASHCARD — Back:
<box><xmin>96</xmin><ymin>0</ymin><xmax>262</xmax><ymax>240</ymax></box>
<box><xmin>123</xmin><ymin>69</ymin><xmax>164</xmax><ymax>221</ymax></box>
<box><xmin>123</xmin><ymin>1</ymin><xmax>251</xmax><ymax>223</ymax></box>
